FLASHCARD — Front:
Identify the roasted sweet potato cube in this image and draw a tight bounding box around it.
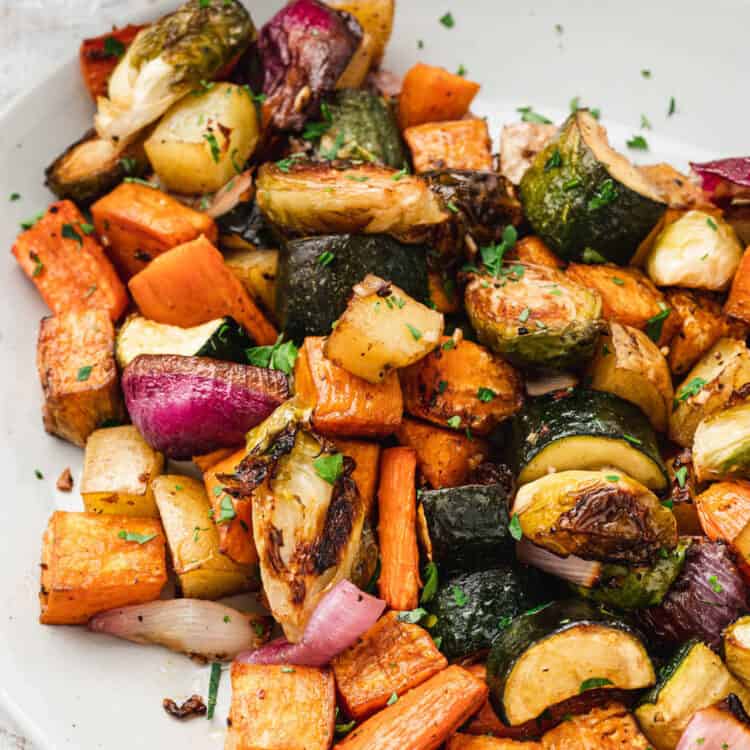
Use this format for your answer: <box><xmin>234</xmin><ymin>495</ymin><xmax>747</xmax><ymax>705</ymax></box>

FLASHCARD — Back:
<box><xmin>404</xmin><ymin>119</ymin><xmax>493</xmax><ymax>173</ymax></box>
<box><xmin>448</xmin><ymin>736</ymin><xmax>540</xmax><ymax>749</ymax></box>
<box><xmin>332</xmin><ymin>611</ymin><xmax>447</xmax><ymax>720</ymax></box>
<box><xmin>399</xmin><ymin>337</ymin><xmax>523</xmax><ymax>435</ymax></box>
<box><xmin>332</xmin><ymin>438</ymin><xmax>381</xmax><ymax>517</ymax></box>
<box><xmin>506</xmin><ymin>236</ymin><xmax>564</xmax><ymax>269</ymax></box>
<box><xmin>541</xmin><ymin>703</ymin><xmax>651</xmax><ymax>749</ymax></box>
<box><xmin>39</xmin><ymin>511</ymin><xmax>166</xmax><ymax>624</ymax></box>
<box><xmin>37</xmin><ymin>308</ymin><xmax>125</xmax><ymax>447</ymax></box>
<box><xmin>11</xmin><ymin>200</ymin><xmax>128</xmax><ymax>320</ymax></box>
<box><xmin>726</xmin><ymin>246</ymin><xmax>750</xmax><ymax>325</ymax></box>
<box><xmin>91</xmin><ymin>182</ymin><xmax>218</xmax><ymax>279</ymax></box>
<box><xmin>294</xmin><ymin>337</ymin><xmax>403</xmax><ymax>438</ymax></box>
<box><xmin>226</xmin><ymin>663</ymin><xmax>335</xmax><ymax>750</ymax></box>
<box><xmin>81</xmin><ymin>425</ymin><xmax>164</xmax><ymax>517</ymax></box>
<box><xmin>193</xmin><ymin>447</ymin><xmax>238</xmax><ymax>474</ymax></box>
<box><xmin>395</xmin><ymin>417</ymin><xmax>489</xmax><ymax>489</ymax></box>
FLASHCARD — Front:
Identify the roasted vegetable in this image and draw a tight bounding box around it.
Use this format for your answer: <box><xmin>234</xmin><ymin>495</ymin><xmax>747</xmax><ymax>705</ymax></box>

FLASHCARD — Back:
<box><xmin>507</xmin><ymin>389</ymin><xmax>669</xmax><ymax>492</ymax></box>
<box><xmin>500</xmin><ymin>121</ymin><xmax>557</xmax><ymax>185</ymax></box>
<box><xmin>45</xmin><ymin>129</ymin><xmax>149</xmax><ymax>205</ymax></box>
<box><xmin>152</xmin><ymin>475</ymin><xmax>257</xmax><ymax>599</ymax></box>
<box><xmin>589</xmin><ymin>322</ymin><xmax>673</xmax><ymax>432</ymax></box>
<box><xmin>520</xmin><ymin>111</ymin><xmax>667</xmax><ymax>264</ymax></box>
<box><xmin>122</xmin><ymin>354</ymin><xmax>288</xmax><ymax>459</ymax></box>
<box><xmin>486</xmin><ymin>600</ymin><xmax>655</xmax><ymax>726</ymax></box>
<box><xmin>324</xmin><ymin>275</ymin><xmax>444</xmax><ymax>383</ymax></box>
<box><xmin>695</xmin><ymin>480</ymin><xmax>750</xmax><ymax>545</ymax></box>
<box><xmin>326</xmin><ymin>0</ymin><xmax>394</xmax><ymax>67</ymax></box>
<box><xmin>316</xmin><ymin>89</ymin><xmax>406</xmax><ymax>167</ymax></box>
<box><xmin>542</xmin><ymin>703</ymin><xmax>652</xmax><ymax>749</ymax></box>
<box><xmin>404</xmin><ymin>119</ymin><xmax>494</xmax><ymax>173</ymax></box>
<box><xmin>506</xmin><ymin>236</ymin><xmax>565</xmax><ymax>270</ymax></box>
<box><xmin>217</xmin><ymin>199</ymin><xmax>275</xmax><ymax>251</ymax></box>
<box><xmin>37</xmin><ymin>309</ymin><xmax>125</xmax><ymax>447</ymax></box>
<box><xmin>725</xmin><ymin>616</ymin><xmax>750</xmax><ymax>688</ymax></box>
<box><xmin>95</xmin><ymin>0</ymin><xmax>255</xmax><ymax>146</ymax></box>
<box><xmin>13</xmin><ymin>200</ymin><xmax>128</xmax><ymax>321</ymax></box>
<box><xmin>226</xmin><ymin>663</ymin><xmax>335</xmax><ymax>750</ymax></box>
<box><xmin>645</xmin><ymin>210</ymin><xmax>744</xmax><ymax>291</ymax></box>
<box><xmin>464</xmin><ymin>264</ymin><xmax>604</xmax><ymax>370</ymax></box>
<box><xmin>511</xmin><ymin>470</ymin><xmax>677</xmax><ymax>563</ymax></box>
<box><xmin>694</xmin><ymin>402</ymin><xmax>750</xmax><ymax>481</ymax></box>
<box><xmin>331</xmin><ymin>611</ymin><xmax>447</xmax><ymax>720</ymax></box>
<box><xmin>79</xmin><ymin>25</ymin><xmax>146</xmax><ymax>100</ymax></box>
<box><xmin>639</xmin><ymin>162</ymin><xmax>709</xmax><ymax>210</ymax></box>
<box><xmin>418</xmin><ymin>483</ymin><xmax>514</xmax><ymax>572</ymax></box>
<box><xmin>398</xmin><ymin>63</ymin><xmax>480</xmax><ymax>129</ymax></box>
<box><xmin>257</xmin><ymin>0</ymin><xmax>361</xmax><ymax>132</ymax></box>
<box><xmin>39</xmin><ymin>511</ymin><xmax>166</xmax><ymax>625</ymax></box>
<box><xmin>294</xmin><ymin>336</ymin><xmax>403</xmax><ymax>437</ymax></box>
<box><xmin>669</xmin><ymin>338</ymin><xmax>750</xmax><ymax>448</ymax></box>
<box><xmin>635</xmin><ymin>641</ymin><xmax>750</xmax><ymax>750</ymax></box>
<box><xmin>675</xmin><ymin>697</ymin><xmax>750</xmax><ymax>750</ymax></box>
<box><xmin>425</xmin><ymin>565</ymin><xmax>550</xmax><ymax>660</ymax></box>
<box><xmin>332</xmin><ymin>438</ymin><xmax>381</xmax><ymax>517</ymax></box>
<box><xmin>128</xmin><ymin>235</ymin><xmax>278</xmax><ymax>345</ymax></box>
<box><xmin>665</xmin><ymin>449</ymin><xmax>703</xmax><ymax>535</ymax></box>
<box><xmin>275</xmin><ymin>233</ymin><xmax>428</xmax><ymax>341</ymax></box>
<box><xmin>145</xmin><ymin>83</ymin><xmax>260</xmax><ymax>194</ymax></box>
<box><xmin>223</xmin><ymin>247</ymin><xmax>279</xmax><ymax>316</ymax></box>
<box><xmin>116</xmin><ymin>315</ymin><xmax>254</xmax><ymax>368</ymax></box>
<box><xmin>637</xmin><ymin>539</ymin><xmax>748</xmax><ymax>650</ymax></box>
<box><xmin>726</xmin><ymin>246</ymin><xmax>750</xmax><ymax>325</ymax></box>
<box><xmin>81</xmin><ymin>426</ymin><xmax>164</xmax><ymax>517</ymax></box>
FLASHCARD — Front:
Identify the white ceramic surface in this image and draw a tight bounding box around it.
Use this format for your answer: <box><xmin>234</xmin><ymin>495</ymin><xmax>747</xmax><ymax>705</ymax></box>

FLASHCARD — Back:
<box><xmin>0</xmin><ymin>1</ymin><xmax>743</xmax><ymax>747</ymax></box>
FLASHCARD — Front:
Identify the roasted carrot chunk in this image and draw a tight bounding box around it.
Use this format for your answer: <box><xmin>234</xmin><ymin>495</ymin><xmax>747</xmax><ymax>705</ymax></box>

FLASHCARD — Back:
<box><xmin>506</xmin><ymin>236</ymin><xmax>564</xmax><ymax>270</ymax></box>
<box><xmin>399</xmin><ymin>64</ymin><xmax>480</xmax><ymax>129</ymax></box>
<box><xmin>128</xmin><ymin>236</ymin><xmax>277</xmax><ymax>345</ymax></box>
<box><xmin>92</xmin><ymin>182</ymin><xmax>218</xmax><ymax>279</ymax></box>
<box><xmin>332</xmin><ymin>438</ymin><xmax>381</xmax><ymax>518</ymax></box>
<box><xmin>404</xmin><ymin>119</ymin><xmax>493</xmax><ymax>173</ymax></box>
<box><xmin>377</xmin><ymin>447</ymin><xmax>420</xmax><ymax>611</ymax></box>
<box><xmin>295</xmin><ymin>337</ymin><xmax>403</xmax><ymax>438</ymax></box>
<box><xmin>39</xmin><ymin>511</ymin><xmax>166</xmax><ymax>624</ymax></box>
<box><xmin>395</xmin><ymin>417</ymin><xmax>489</xmax><ymax>489</ymax></box>
<box><xmin>12</xmin><ymin>200</ymin><xmax>128</xmax><ymax>321</ymax></box>
<box><xmin>79</xmin><ymin>25</ymin><xmax>146</xmax><ymax>100</ymax></box>
<box><xmin>336</xmin><ymin>665</ymin><xmax>488</xmax><ymax>750</ymax></box>
<box><xmin>447</xmin><ymin>735</ymin><xmax>540</xmax><ymax>749</ymax></box>
<box><xmin>193</xmin><ymin>447</ymin><xmax>239</xmax><ymax>474</ymax></box>
<box><xmin>37</xmin><ymin>308</ymin><xmax>125</xmax><ymax>447</ymax></box>
<box><xmin>726</xmin><ymin>246</ymin><xmax>750</xmax><ymax>325</ymax></box>
<box><xmin>333</xmin><ymin>611</ymin><xmax>447</xmax><ymax>720</ymax></box>
<box><xmin>226</xmin><ymin>663</ymin><xmax>335</xmax><ymax>750</ymax></box>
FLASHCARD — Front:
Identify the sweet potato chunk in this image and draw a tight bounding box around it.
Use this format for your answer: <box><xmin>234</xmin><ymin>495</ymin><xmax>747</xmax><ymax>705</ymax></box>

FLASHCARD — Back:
<box><xmin>91</xmin><ymin>182</ymin><xmax>217</xmax><ymax>279</ymax></box>
<box><xmin>399</xmin><ymin>337</ymin><xmax>523</xmax><ymax>435</ymax></box>
<box><xmin>333</xmin><ymin>611</ymin><xmax>447</xmax><ymax>720</ymax></box>
<box><xmin>226</xmin><ymin>663</ymin><xmax>335</xmax><ymax>750</ymax></box>
<box><xmin>295</xmin><ymin>337</ymin><xmax>403</xmax><ymax>437</ymax></box>
<box><xmin>404</xmin><ymin>119</ymin><xmax>493</xmax><ymax>173</ymax></box>
<box><xmin>541</xmin><ymin>703</ymin><xmax>650</xmax><ymax>749</ymax></box>
<box><xmin>11</xmin><ymin>200</ymin><xmax>128</xmax><ymax>320</ymax></box>
<box><xmin>448</xmin><ymin>736</ymin><xmax>540</xmax><ymax>749</ymax></box>
<box><xmin>336</xmin><ymin>665</ymin><xmax>488</xmax><ymax>750</ymax></box>
<box><xmin>333</xmin><ymin>438</ymin><xmax>381</xmax><ymax>517</ymax></box>
<box><xmin>726</xmin><ymin>246</ymin><xmax>750</xmax><ymax>325</ymax></box>
<box><xmin>506</xmin><ymin>236</ymin><xmax>564</xmax><ymax>269</ymax></box>
<box><xmin>395</xmin><ymin>417</ymin><xmax>489</xmax><ymax>489</ymax></box>
<box><xmin>37</xmin><ymin>308</ymin><xmax>125</xmax><ymax>447</ymax></box>
<box><xmin>193</xmin><ymin>447</ymin><xmax>238</xmax><ymax>474</ymax></box>
<box><xmin>39</xmin><ymin>511</ymin><xmax>166</xmax><ymax>624</ymax></box>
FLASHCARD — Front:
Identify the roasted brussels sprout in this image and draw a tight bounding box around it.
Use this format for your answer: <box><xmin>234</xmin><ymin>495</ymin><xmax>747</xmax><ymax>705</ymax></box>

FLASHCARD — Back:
<box><xmin>693</xmin><ymin>402</ymin><xmax>750</xmax><ymax>482</ymax></box>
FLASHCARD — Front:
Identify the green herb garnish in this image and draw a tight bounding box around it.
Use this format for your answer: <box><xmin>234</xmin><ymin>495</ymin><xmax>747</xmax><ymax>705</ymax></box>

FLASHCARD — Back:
<box><xmin>206</xmin><ymin>662</ymin><xmax>221</xmax><ymax>720</ymax></box>
<box><xmin>452</xmin><ymin>585</ymin><xmax>467</xmax><ymax>606</ymax></box>
<box><xmin>406</xmin><ymin>323</ymin><xmax>422</xmax><ymax>341</ymax></box>
<box><xmin>439</xmin><ymin>12</ymin><xmax>455</xmax><ymax>28</ymax></box>
<box><xmin>246</xmin><ymin>335</ymin><xmax>299</xmax><ymax>375</ymax></box>
<box><xmin>447</xmin><ymin>415</ymin><xmax>461</xmax><ymax>429</ymax></box>
<box><xmin>544</xmin><ymin>148</ymin><xmax>562</xmax><ymax>171</ymax></box>
<box><xmin>313</xmin><ymin>453</ymin><xmax>344</xmax><ymax>485</ymax></box>
<box><xmin>646</xmin><ymin>305</ymin><xmax>671</xmax><ymax>342</ymax></box>
<box><xmin>627</xmin><ymin>135</ymin><xmax>649</xmax><ymax>150</ymax></box>
<box><xmin>509</xmin><ymin>513</ymin><xmax>523</xmax><ymax>541</ymax></box>
<box><xmin>517</xmin><ymin>106</ymin><xmax>552</xmax><ymax>124</ymax></box>
<box><xmin>62</xmin><ymin>223</ymin><xmax>83</xmax><ymax>245</ymax></box>
<box><xmin>477</xmin><ymin>387</ymin><xmax>496</xmax><ymax>402</ymax></box>
<box><xmin>420</xmin><ymin>562</ymin><xmax>439</xmax><ymax>604</ymax></box>
<box><xmin>397</xmin><ymin>608</ymin><xmax>427</xmax><ymax>624</ymax></box>
<box><xmin>204</xmin><ymin>133</ymin><xmax>221</xmax><ymax>163</ymax></box>
<box><xmin>675</xmin><ymin>466</ymin><xmax>688</xmax><ymax>488</ymax></box>
<box><xmin>103</xmin><ymin>36</ymin><xmax>126</xmax><ymax>58</ymax></box>
<box><xmin>118</xmin><ymin>530</ymin><xmax>157</xmax><ymax>544</ymax></box>
<box><xmin>588</xmin><ymin>179</ymin><xmax>618</xmax><ymax>210</ymax></box>
<box><xmin>580</xmin><ymin>677</ymin><xmax>613</xmax><ymax>693</ymax></box>
<box><xmin>318</xmin><ymin>250</ymin><xmax>335</xmax><ymax>267</ymax></box>
<box><xmin>76</xmin><ymin>365</ymin><xmax>93</xmax><ymax>382</ymax></box>
<box><xmin>217</xmin><ymin>496</ymin><xmax>236</xmax><ymax>524</ymax></box>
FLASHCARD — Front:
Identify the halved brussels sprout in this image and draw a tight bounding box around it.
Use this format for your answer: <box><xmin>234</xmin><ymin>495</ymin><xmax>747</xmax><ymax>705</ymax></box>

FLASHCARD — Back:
<box><xmin>694</xmin><ymin>402</ymin><xmax>750</xmax><ymax>482</ymax></box>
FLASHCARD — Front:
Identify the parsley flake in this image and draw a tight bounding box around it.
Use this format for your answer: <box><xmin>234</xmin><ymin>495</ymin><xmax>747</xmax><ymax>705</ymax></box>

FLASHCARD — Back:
<box><xmin>708</xmin><ymin>574</ymin><xmax>723</xmax><ymax>594</ymax></box>
<box><xmin>668</xmin><ymin>96</ymin><xmax>676</xmax><ymax>116</ymax></box>
<box><xmin>646</xmin><ymin>305</ymin><xmax>671</xmax><ymax>342</ymax></box>
<box><xmin>580</xmin><ymin>677</ymin><xmax>613</xmax><ymax>693</ymax></box>
<box><xmin>544</xmin><ymin>148</ymin><xmax>562</xmax><ymax>171</ymax></box>
<box><xmin>246</xmin><ymin>335</ymin><xmax>298</xmax><ymax>375</ymax></box>
<box><xmin>707</xmin><ymin>217</ymin><xmax>718</xmax><ymax>231</ymax></box>
<box><xmin>204</xmin><ymin>133</ymin><xmax>221</xmax><ymax>163</ymax></box>
<box><xmin>76</xmin><ymin>365</ymin><xmax>93</xmax><ymax>382</ymax></box>
<box><xmin>62</xmin><ymin>223</ymin><xmax>83</xmax><ymax>245</ymax></box>
<box><xmin>452</xmin><ymin>585</ymin><xmax>468</xmax><ymax>606</ymax></box>
<box><xmin>118</xmin><ymin>530</ymin><xmax>157</xmax><ymax>544</ymax></box>
<box><xmin>627</xmin><ymin>135</ymin><xmax>649</xmax><ymax>150</ymax></box>
<box><xmin>318</xmin><ymin>250</ymin><xmax>335</xmax><ymax>267</ymax></box>
<box><xmin>406</xmin><ymin>323</ymin><xmax>422</xmax><ymax>341</ymax></box>
<box><xmin>103</xmin><ymin>36</ymin><xmax>126</xmax><ymax>58</ymax></box>
<box><xmin>313</xmin><ymin>453</ymin><xmax>344</xmax><ymax>485</ymax></box>
<box><xmin>517</xmin><ymin>106</ymin><xmax>552</xmax><ymax>124</ymax></box>
<box><xmin>588</xmin><ymin>179</ymin><xmax>618</xmax><ymax>210</ymax></box>
<box><xmin>217</xmin><ymin>496</ymin><xmax>236</xmax><ymax>524</ymax></box>
<box><xmin>206</xmin><ymin>662</ymin><xmax>221</xmax><ymax>720</ymax></box>
<box><xmin>447</xmin><ymin>415</ymin><xmax>461</xmax><ymax>429</ymax></box>
<box><xmin>509</xmin><ymin>513</ymin><xmax>523</xmax><ymax>541</ymax></box>
<box><xmin>439</xmin><ymin>12</ymin><xmax>455</xmax><ymax>28</ymax></box>
<box><xmin>387</xmin><ymin>692</ymin><xmax>399</xmax><ymax>706</ymax></box>
<box><xmin>477</xmin><ymin>387</ymin><xmax>496</xmax><ymax>402</ymax></box>
<box><xmin>675</xmin><ymin>466</ymin><xmax>688</xmax><ymax>488</ymax></box>
<box><xmin>420</xmin><ymin>562</ymin><xmax>439</xmax><ymax>604</ymax></box>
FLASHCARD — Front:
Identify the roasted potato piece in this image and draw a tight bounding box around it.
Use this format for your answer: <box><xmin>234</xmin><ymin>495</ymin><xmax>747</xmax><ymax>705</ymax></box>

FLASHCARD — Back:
<box><xmin>153</xmin><ymin>475</ymin><xmax>257</xmax><ymax>599</ymax></box>
<box><xmin>726</xmin><ymin>246</ymin><xmax>750</xmax><ymax>325</ymax></box>
<box><xmin>404</xmin><ymin>119</ymin><xmax>493</xmax><ymax>173</ymax></box>
<box><xmin>224</xmin><ymin>247</ymin><xmax>278</xmax><ymax>317</ymax></box>
<box><xmin>37</xmin><ymin>308</ymin><xmax>125</xmax><ymax>447</ymax></box>
<box><xmin>81</xmin><ymin>425</ymin><xmax>164</xmax><ymax>517</ymax></box>
<box><xmin>541</xmin><ymin>702</ymin><xmax>651</xmax><ymax>749</ymax></box>
<box><xmin>39</xmin><ymin>511</ymin><xmax>166</xmax><ymax>625</ymax></box>
<box><xmin>327</xmin><ymin>0</ymin><xmax>394</xmax><ymax>66</ymax></box>
<box><xmin>565</xmin><ymin>263</ymin><xmax>679</xmax><ymax>346</ymax></box>
<box><xmin>499</xmin><ymin>122</ymin><xmax>557</xmax><ymax>185</ymax></box>
<box><xmin>295</xmin><ymin>336</ymin><xmax>403</xmax><ymax>437</ymax></box>
<box><xmin>226</xmin><ymin>663</ymin><xmax>335</xmax><ymax>750</ymax></box>
<box><xmin>399</xmin><ymin>337</ymin><xmax>523</xmax><ymax>435</ymax></box>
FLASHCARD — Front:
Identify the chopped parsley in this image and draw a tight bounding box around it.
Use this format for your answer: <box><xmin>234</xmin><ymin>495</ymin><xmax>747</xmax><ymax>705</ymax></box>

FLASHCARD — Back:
<box><xmin>392</xmin><ymin>167</ymin><xmax>409</xmax><ymax>181</ymax></box>
<box><xmin>563</xmin><ymin>177</ymin><xmax>582</xmax><ymax>191</ymax></box>
<box><xmin>405</xmin><ymin>323</ymin><xmax>422</xmax><ymax>341</ymax></box>
<box><xmin>442</xmin><ymin>339</ymin><xmax>456</xmax><ymax>351</ymax></box>
<box><xmin>103</xmin><ymin>36</ymin><xmax>126</xmax><ymax>58</ymax></box>
<box><xmin>446</xmin><ymin>200</ymin><xmax>459</xmax><ymax>213</ymax></box>
<box><xmin>641</xmin><ymin>69</ymin><xmax>652</xmax><ymax>79</ymax></box>
<box><xmin>675</xmin><ymin>466</ymin><xmax>688</xmax><ymax>488</ymax></box>
<box><xmin>544</xmin><ymin>148</ymin><xmax>562</xmax><ymax>171</ymax></box>
<box><xmin>668</xmin><ymin>96</ymin><xmax>676</xmax><ymax>116</ymax></box>
<box><xmin>641</xmin><ymin>114</ymin><xmax>652</xmax><ymax>130</ymax></box>
<box><xmin>9</xmin><ymin>192</ymin><xmax>20</xmax><ymax>201</ymax></box>
<box><xmin>582</xmin><ymin>248</ymin><xmax>607</xmax><ymax>264</ymax></box>
<box><xmin>707</xmin><ymin>217</ymin><xmax>718</xmax><ymax>231</ymax></box>
<box><xmin>588</xmin><ymin>179</ymin><xmax>618</xmax><ymax>211</ymax></box>
<box><xmin>708</xmin><ymin>575</ymin><xmax>723</xmax><ymax>594</ymax></box>
<box><xmin>480</xmin><ymin>225</ymin><xmax>517</xmax><ymax>276</ymax></box>
<box><xmin>204</xmin><ymin>133</ymin><xmax>221</xmax><ymax>163</ymax></box>
<box><xmin>420</xmin><ymin>562</ymin><xmax>439</xmax><ymax>604</ymax></box>
<box><xmin>580</xmin><ymin>677</ymin><xmax>613</xmax><ymax>693</ymax></box>
<box><xmin>118</xmin><ymin>530</ymin><xmax>157</xmax><ymax>544</ymax></box>
<box><xmin>281</xmin><ymin>666</ymin><xmax>295</xmax><ymax>673</ymax></box>
<box><xmin>417</xmin><ymin>39</ymin><xmax>424</xmax><ymax>49</ymax></box>
<box><xmin>662</xmin><ymin>499</ymin><xmax>674</xmax><ymax>510</ymax></box>
<box><xmin>119</xmin><ymin>156</ymin><xmax>137</xmax><ymax>174</ymax></box>
<box><xmin>447</xmin><ymin>415</ymin><xmax>461</xmax><ymax>429</ymax></box>
<box><xmin>439</xmin><ymin>12</ymin><xmax>455</xmax><ymax>28</ymax></box>
<box><xmin>676</xmin><ymin>376</ymin><xmax>706</xmax><ymax>404</ymax></box>
<box><xmin>30</xmin><ymin>252</ymin><xmax>43</xmax><ymax>278</ymax></box>
<box><xmin>217</xmin><ymin>496</ymin><xmax>236</xmax><ymax>524</ymax></box>
<box><xmin>76</xmin><ymin>365</ymin><xmax>93</xmax><ymax>382</ymax></box>
<box><xmin>206</xmin><ymin>662</ymin><xmax>221</xmax><ymax>720</ymax></box>
<box><xmin>438</xmin><ymin>380</ymin><xmax>448</xmax><ymax>394</ymax></box>
<box><xmin>646</xmin><ymin>304</ymin><xmax>671</xmax><ymax>342</ymax></box>
<box><xmin>517</xmin><ymin>106</ymin><xmax>552</xmax><ymax>124</ymax></box>
<box><xmin>20</xmin><ymin>211</ymin><xmax>44</xmax><ymax>230</ymax></box>
<box><xmin>318</xmin><ymin>250</ymin><xmax>335</xmax><ymax>267</ymax></box>
<box><xmin>313</xmin><ymin>453</ymin><xmax>344</xmax><ymax>485</ymax></box>
<box><xmin>241</xmin><ymin>85</ymin><xmax>266</xmax><ymax>104</ymax></box>
<box><xmin>555</xmin><ymin>23</ymin><xmax>564</xmax><ymax>33</ymax></box>
<box><xmin>627</xmin><ymin>135</ymin><xmax>649</xmax><ymax>150</ymax></box>
<box><xmin>346</xmin><ymin>174</ymin><xmax>370</xmax><ymax>183</ymax></box>
<box><xmin>275</xmin><ymin>153</ymin><xmax>305</xmax><ymax>172</ymax></box>
<box><xmin>335</xmin><ymin>718</ymin><xmax>356</xmax><ymax>735</ymax></box>
<box><xmin>456</xmin><ymin>64</ymin><xmax>467</xmax><ymax>76</ymax></box>
<box><xmin>509</xmin><ymin>513</ymin><xmax>523</xmax><ymax>541</ymax></box>
<box><xmin>518</xmin><ymin>307</ymin><xmax>531</xmax><ymax>323</ymax></box>
<box><xmin>34</xmin><ymin>469</ymin><xmax>43</xmax><ymax>480</ymax></box>
<box><xmin>386</xmin><ymin>692</ymin><xmax>399</xmax><ymax>706</ymax></box>
<box><xmin>79</xmin><ymin>222</ymin><xmax>95</xmax><ymax>235</ymax></box>
<box><xmin>452</xmin><ymin>585</ymin><xmax>468</xmax><ymax>606</ymax></box>
<box><xmin>123</xmin><ymin>177</ymin><xmax>156</xmax><ymax>188</ymax></box>
<box><xmin>61</xmin><ymin>223</ymin><xmax>83</xmax><ymax>245</ymax></box>
<box><xmin>303</xmin><ymin>102</ymin><xmax>333</xmax><ymax>140</ymax></box>
<box><xmin>246</xmin><ymin>335</ymin><xmax>298</xmax><ymax>375</ymax></box>
<box><xmin>477</xmin><ymin>387</ymin><xmax>496</xmax><ymax>402</ymax></box>
<box><xmin>230</xmin><ymin>149</ymin><xmax>244</xmax><ymax>174</ymax></box>
<box><xmin>611</xmin><ymin>276</ymin><xmax>625</xmax><ymax>285</ymax></box>
<box><xmin>623</xmin><ymin>433</ymin><xmax>643</xmax><ymax>446</ymax></box>
<box><xmin>606</xmin><ymin>475</ymin><xmax>621</xmax><ymax>482</ymax></box>
<box><xmin>397</xmin><ymin>608</ymin><xmax>427</xmax><ymax>624</ymax></box>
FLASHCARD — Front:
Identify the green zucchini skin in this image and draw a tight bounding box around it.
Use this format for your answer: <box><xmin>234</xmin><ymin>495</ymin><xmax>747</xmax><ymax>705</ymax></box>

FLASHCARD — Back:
<box><xmin>318</xmin><ymin>89</ymin><xmax>407</xmax><ymax>168</ymax></box>
<box><xmin>420</xmin><ymin>483</ymin><xmax>514</xmax><ymax>572</ymax></box>
<box><xmin>519</xmin><ymin>112</ymin><xmax>667</xmax><ymax>265</ymax></box>
<box><xmin>638</xmin><ymin>639</ymin><xmax>698</xmax><ymax>708</ymax></box>
<box><xmin>507</xmin><ymin>388</ymin><xmax>668</xmax><ymax>490</ymax></box>
<box><xmin>425</xmin><ymin>565</ymin><xmax>551</xmax><ymax>660</ymax></box>
<box><xmin>216</xmin><ymin>200</ymin><xmax>275</xmax><ymax>250</ymax></box>
<box><xmin>276</xmin><ymin>234</ymin><xmax>429</xmax><ymax>341</ymax></box>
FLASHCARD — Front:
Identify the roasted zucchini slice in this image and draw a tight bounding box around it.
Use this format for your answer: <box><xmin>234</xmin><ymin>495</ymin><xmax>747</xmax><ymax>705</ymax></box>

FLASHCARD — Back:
<box><xmin>115</xmin><ymin>316</ymin><xmax>254</xmax><ymax>368</ymax></box>
<box><xmin>486</xmin><ymin>599</ymin><xmax>655</xmax><ymax>726</ymax></box>
<box><xmin>635</xmin><ymin>640</ymin><xmax>750</xmax><ymax>750</ymax></box>
<box><xmin>694</xmin><ymin>402</ymin><xmax>750</xmax><ymax>482</ymax></box>
<box><xmin>464</xmin><ymin>264</ymin><xmax>604</xmax><ymax>370</ymax></box>
<box><xmin>507</xmin><ymin>389</ymin><xmax>669</xmax><ymax>492</ymax></box>
<box><xmin>276</xmin><ymin>234</ymin><xmax>429</xmax><ymax>342</ymax></box>
<box><xmin>589</xmin><ymin>322</ymin><xmax>673</xmax><ymax>433</ymax></box>
<box><xmin>424</xmin><ymin>565</ymin><xmax>550</xmax><ymax>660</ymax></box>
<box><xmin>511</xmin><ymin>470</ymin><xmax>677</xmax><ymax>563</ymax></box>
<box><xmin>669</xmin><ymin>338</ymin><xmax>750</xmax><ymax>448</ymax></box>
<box><xmin>520</xmin><ymin>110</ymin><xmax>667</xmax><ymax>264</ymax></box>
<box><xmin>725</xmin><ymin>615</ymin><xmax>750</xmax><ymax>688</ymax></box>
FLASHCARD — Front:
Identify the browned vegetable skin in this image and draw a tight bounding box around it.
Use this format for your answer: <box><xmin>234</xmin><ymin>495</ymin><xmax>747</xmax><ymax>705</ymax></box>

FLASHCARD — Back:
<box><xmin>664</xmin><ymin>449</ymin><xmax>703</xmax><ymax>535</ymax></box>
<box><xmin>332</xmin><ymin>438</ymin><xmax>381</xmax><ymax>517</ymax></box>
<box><xmin>404</xmin><ymin>119</ymin><xmax>494</xmax><ymax>173</ymax></box>
<box><xmin>638</xmin><ymin>163</ymin><xmax>710</xmax><ymax>209</ymax></box>
<box><xmin>726</xmin><ymin>245</ymin><xmax>750</xmax><ymax>325</ymax></box>
<box><xmin>505</xmin><ymin>236</ymin><xmax>565</xmax><ymax>269</ymax></box>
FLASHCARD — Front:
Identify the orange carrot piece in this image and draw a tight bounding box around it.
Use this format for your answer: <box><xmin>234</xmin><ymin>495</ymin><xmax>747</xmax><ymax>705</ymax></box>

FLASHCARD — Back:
<box><xmin>695</xmin><ymin>480</ymin><xmax>750</xmax><ymax>542</ymax></box>
<box><xmin>726</xmin><ymin>246</ymin><xmax>750</xmax><ymax>325</ymax></box>
<box><xmin>398</xmin><ymin>64</ymin><xmax>480</xmax><ymax>130</ymax></box>
<box><xmin>377</xmin><ymin>447</ymin><xmax>420</xmax><ymax>611</ymax></box>
<box><xmin>447</xmin><ymin>735</ymin><xmax>540</xmax><ymax>749</ymax></box>
<box><xmin>79</xmin><ymin>25</ymin><xmax>146</xmax><ymax>100</ymax></box>
<box><xmin>128</xmin><ymin>235</ymin><xmax>277</xmax><ymax>345</ymax></box>
<box><xmin>193</xmin><ymin>447</ymin><xmax>238</xmax><ymax>474</ymax></box>
<box><xmin>332</xmin><ymin>438</ymin><xmax>381</xmax><ymax>518</ymax></box>
<box><xmin>336</xmin><ymin>665</ymin><xmax>488</xmax><ymax>750</ymax></box>
<box><xmin>11</xmin><ymin>200</ymin><xmax>128</xmax><ymax>321</ymax></box>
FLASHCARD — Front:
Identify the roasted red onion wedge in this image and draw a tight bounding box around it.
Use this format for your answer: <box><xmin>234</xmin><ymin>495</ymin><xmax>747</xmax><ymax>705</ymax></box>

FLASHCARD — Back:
<box><xmin>516</xmin><ymin>539</ymin><xmax>602</xmax><ymax>587</ymax></box>
<box><xmin>691</xmin><ymin>157</ymin><xmax>750</xmax><ymax>202</ymax></box>
<box><xmin>676</xmin><ymin>698</ymin><xmax>750</xmax><ymax>750</ymax></box>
